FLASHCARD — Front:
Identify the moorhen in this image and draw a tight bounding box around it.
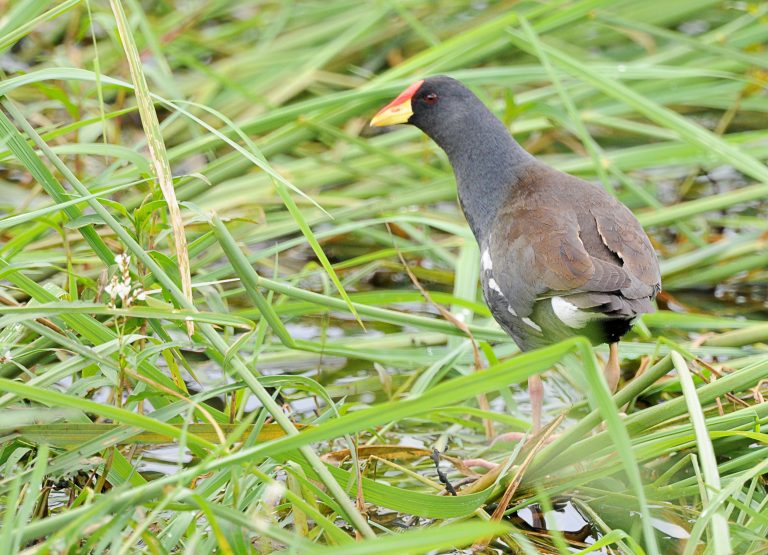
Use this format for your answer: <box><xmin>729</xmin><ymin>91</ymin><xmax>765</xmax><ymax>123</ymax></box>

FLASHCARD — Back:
<box><xmin>371</xmin><ymin>76</ymin><xmax>661</xmax><ymax>430</ymax></box>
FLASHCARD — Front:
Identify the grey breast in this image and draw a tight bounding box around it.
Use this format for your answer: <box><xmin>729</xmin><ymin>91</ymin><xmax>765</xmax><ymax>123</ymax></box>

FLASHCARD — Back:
<box><xmin>479</xmin><ymin>240</ymin><xmax>547</xmax><ymax>351</ymax></box>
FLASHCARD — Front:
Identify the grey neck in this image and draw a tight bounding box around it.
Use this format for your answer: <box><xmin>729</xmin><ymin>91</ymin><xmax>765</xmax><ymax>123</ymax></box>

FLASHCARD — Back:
<box><xmin>428</xmin><ymin>112</ymin><xmax>533</xmax><ymax>244</ymax></box>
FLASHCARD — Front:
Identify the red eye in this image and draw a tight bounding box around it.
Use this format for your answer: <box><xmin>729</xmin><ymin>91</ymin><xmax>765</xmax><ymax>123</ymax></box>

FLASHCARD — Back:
<box><xmin>424</xmin><ymin>93</ymin><xmax>438</xmax><ymax>105</ymax></box>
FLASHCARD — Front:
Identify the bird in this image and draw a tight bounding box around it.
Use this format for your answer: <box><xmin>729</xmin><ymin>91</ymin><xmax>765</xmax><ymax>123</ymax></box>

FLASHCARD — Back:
<box><xmin>370</xmin><ymin>76</ymin><xmax>661</xmax><ymax>431</ymax></box>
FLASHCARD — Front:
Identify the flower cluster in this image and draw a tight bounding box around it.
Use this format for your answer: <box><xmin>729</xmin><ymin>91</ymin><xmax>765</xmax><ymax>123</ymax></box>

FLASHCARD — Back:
<box><xmin>104</xmin><ymin>253</ymin><xmax>146</xmax><ymax>308</ymax></box>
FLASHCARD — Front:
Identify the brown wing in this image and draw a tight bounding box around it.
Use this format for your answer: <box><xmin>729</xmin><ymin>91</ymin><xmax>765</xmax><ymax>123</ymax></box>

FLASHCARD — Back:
<box><xmin>489</xmin><ymin>169</ymin><xmax>660</xmax><ymax>319</ymax></box>
<box><xmin>589</xmin><ymin>200</ymin><xmax>661</xmax><ymax>300</ymax></box>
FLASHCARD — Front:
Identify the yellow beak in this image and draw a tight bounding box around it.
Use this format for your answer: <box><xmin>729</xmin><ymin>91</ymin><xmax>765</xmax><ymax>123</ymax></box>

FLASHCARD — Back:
<box><xmin>370</xmin><ymin>99</ymin><xmax>413</xmax><ymax>127</ymax></box>
<box><xmin>370</xmin><ymin>79</ymin><xmax>424</xmax><ymax>127</ymax></box>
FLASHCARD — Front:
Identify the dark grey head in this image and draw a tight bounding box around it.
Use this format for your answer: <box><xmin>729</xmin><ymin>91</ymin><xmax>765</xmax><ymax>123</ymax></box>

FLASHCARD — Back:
<box><xmin>371</xmin><ymin>76</ymin><xmax>533</xmax><ymax>241</ymax></box>
<box><xmin>371</xmin><ymin>76</ymin><xmax>495</xmax><ymax>155</ymax></box>
<box><xmin>404</xmin><ymin>76</ymin><xmax>484</xmax><ymax>140</ymax></box>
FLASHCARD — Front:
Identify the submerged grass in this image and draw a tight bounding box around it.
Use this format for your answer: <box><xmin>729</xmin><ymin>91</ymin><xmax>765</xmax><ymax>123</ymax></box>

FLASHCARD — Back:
<box><xmin>0</xmin><ymin>1</ymin><xmax>767</xmax><ymax>553</ymax></box>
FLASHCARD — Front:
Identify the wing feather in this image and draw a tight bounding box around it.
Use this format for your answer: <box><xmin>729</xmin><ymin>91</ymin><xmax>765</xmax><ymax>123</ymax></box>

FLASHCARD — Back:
<box><xmin>488</xmin><ymin>168</ymin><xmax>660</xmax><ymax>322</ymax></box>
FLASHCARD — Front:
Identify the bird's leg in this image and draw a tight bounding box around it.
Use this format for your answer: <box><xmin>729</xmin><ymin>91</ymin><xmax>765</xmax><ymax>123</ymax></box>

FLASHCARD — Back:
<box><xmin>604</xmin><ymin>342</ymin><xmax>621</xmax><ymax>392</ymax></box>
<box><xmin>529</xmin><ymin>374</ymin><xmax>543</xmax><ymax>432</ymax></box>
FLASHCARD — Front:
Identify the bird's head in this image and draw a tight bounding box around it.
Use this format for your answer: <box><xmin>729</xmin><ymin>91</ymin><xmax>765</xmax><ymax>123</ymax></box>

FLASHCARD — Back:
<box><xmin>370</xmin><ymin>76</ymin><xmax>478</xmax><ymax>135</ymax></box>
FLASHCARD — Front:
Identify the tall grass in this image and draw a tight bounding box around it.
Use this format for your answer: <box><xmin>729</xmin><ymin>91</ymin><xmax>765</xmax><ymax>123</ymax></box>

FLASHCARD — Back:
<box><xmin>1</xmin><ymin>1</ymin><xmax>767</xmax><ymax>553</ymax></box>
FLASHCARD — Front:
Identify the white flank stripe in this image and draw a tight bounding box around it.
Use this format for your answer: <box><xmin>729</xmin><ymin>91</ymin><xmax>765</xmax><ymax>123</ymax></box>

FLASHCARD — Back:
<box><xmin>481</xmin><ymin>248</ymin><xmax>493</xmax><ymax>271</ymax></box>
<box><xmin>551</xmin><ymin>296</ymin><xmax>591</xmax><ymax>329</ymax></box>
<box><xmin>488</xmin><ymin>278</ymin><xmax>503</xmax><ymax>294</ymax></box>
<box><xmin>522</xmin><ymin>317</ymin><xmax>542</xmax><ymax>331</ymax></box>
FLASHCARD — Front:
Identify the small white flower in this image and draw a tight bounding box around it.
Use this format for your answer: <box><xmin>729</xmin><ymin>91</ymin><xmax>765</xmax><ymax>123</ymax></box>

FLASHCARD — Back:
<box><xmin>263</xmin><ymin>481</ymin><xmax>285</xmax><ymax>506</ymax></box>
<box><xmin>115</xmin><ymin>282</ymin><xmax>131</xmax><ymax>301</ymax></box>
<box><xmin>114</xmin><ymin>253</ymin><xmax>131</xmax><ymax>269</ymax></box>
<box><xmin>135</xmin><ymin>290</ymin><xmax>146</xmax><ymax>301</ymax></box>
<box><xmin>105</xmin><ymin>281</ymin><xmax>117</xmax><ymax>298</ymax></box>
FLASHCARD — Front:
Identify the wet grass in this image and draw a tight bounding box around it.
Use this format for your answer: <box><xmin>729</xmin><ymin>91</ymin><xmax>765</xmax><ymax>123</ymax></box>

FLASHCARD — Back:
<box><xmin>1</xmin><ymin>1</ymin><xmax>767</xmax><ymax>553</ymax></box>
